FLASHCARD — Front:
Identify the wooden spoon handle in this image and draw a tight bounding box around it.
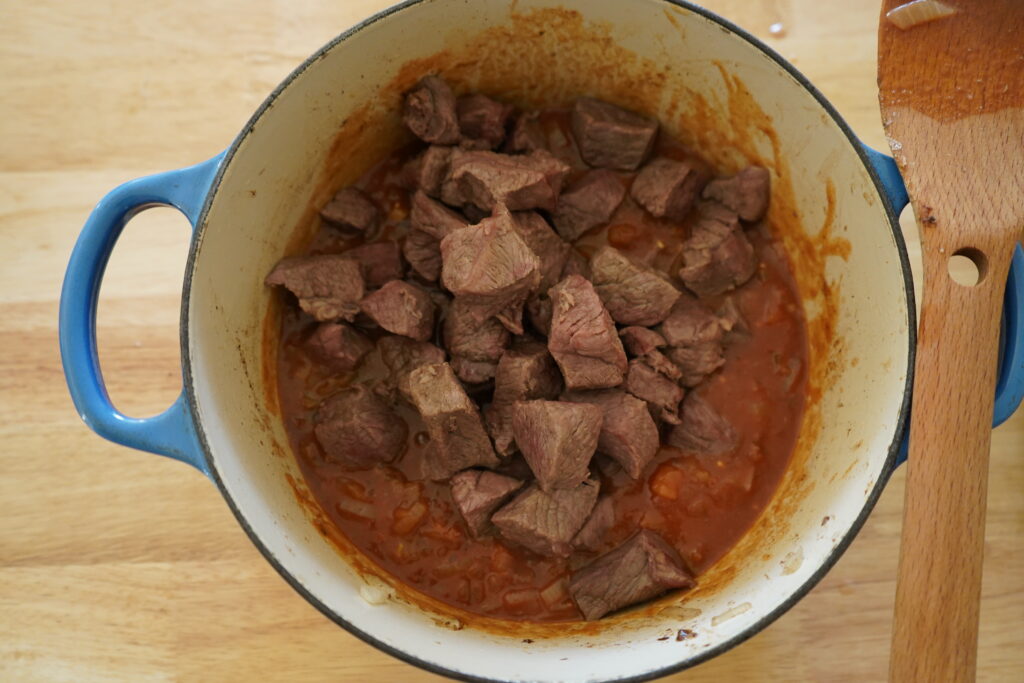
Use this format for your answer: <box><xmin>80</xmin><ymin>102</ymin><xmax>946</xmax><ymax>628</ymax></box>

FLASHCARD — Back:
<box><xmin>890</xmin><ymin>245</ymin><xmax>1014</xmax><ymax>682</ymax></box>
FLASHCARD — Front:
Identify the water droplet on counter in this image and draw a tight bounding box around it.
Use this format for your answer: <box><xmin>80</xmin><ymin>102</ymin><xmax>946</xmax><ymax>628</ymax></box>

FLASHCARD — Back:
<box><xmin>769</xmin><ymin>22</ymin><xmax>786</xmax><ymax>37</ymax></box>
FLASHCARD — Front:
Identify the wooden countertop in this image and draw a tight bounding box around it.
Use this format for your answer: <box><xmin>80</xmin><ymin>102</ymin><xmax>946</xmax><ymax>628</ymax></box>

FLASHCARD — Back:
<box><xmin>1</xmin><ymin>1</ymin><xmax>1020</xmax><ymax>680</ymax></box>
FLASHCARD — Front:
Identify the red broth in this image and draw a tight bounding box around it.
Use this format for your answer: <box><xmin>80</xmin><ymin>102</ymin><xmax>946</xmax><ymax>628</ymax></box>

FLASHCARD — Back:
<box><xmin>275</xmin><ymin>111</ymin><xmax>808</xmax><ymax>622</ymax></box>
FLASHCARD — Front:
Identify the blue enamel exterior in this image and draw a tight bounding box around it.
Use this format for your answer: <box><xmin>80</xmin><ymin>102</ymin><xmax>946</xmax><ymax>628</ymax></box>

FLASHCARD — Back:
<box><xmin>58</xmin><ymin>152</ymin><xmax>226</xmax><ymax>475</ymax></box>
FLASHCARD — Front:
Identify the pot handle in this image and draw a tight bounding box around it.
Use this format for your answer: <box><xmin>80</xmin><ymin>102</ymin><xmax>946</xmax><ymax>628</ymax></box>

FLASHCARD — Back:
<box><xmin>58</xmin><ymin>152</ymin><xmax>225</xmax><ymax>475</ymax></box>
<box><xmin>862</xmin><ymin>144</ymin><xmax>1024</xmax><ymax>466</ymax></box>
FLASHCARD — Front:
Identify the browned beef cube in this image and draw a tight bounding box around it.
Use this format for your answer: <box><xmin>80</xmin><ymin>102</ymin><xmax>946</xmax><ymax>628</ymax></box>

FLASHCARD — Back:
<box><xmin>659</xmin><ymin>294</ymin><xmax>725</xmax><ymax>347</ymax></box>
<box><xmin>378</xmin><ymin>336</ymin><xmax>446</xmax><ymax>400</ymax></box>
<box><xmin>417</xmin><ymin>146</ymin><xmax>454</xmax><ymax>197</ymax></box>
<box><xmin>406</xmin><ymin>362</ymin><xmax>500</xmax><ymax>479</ymax></box>
<box><xmin>630</xmin><ymin>158</ymin><xmax>707</xmax><ymax>221</ymax></box>
<box><xmin>667</xmin><ymin>393</ymin><xmax>739</xmax><ymax>455</ymax></box>
<box><xmin>552</xmin><ymin>170</ymin><xmax>626</xmax><ymax>240</ymax></box>
<box><xmin>450</xmin><ymin>470</ymin><xmax>523</xmax><ymax>537</ymax></box>
<box><xmin>569</xmin><ymin>530</ymin><xmax>694</xmax><ymax>620</ymax></box>
<box><xmin>265</xmin><ymin>255</ymin><xmax>365</xmax><ymax>322</ymax></box>
<box><xmin>410</xmin><ymin>190</ymin><xmax>470</xmax><ymax>239</ymax></box>
<box><xmin>450</xmin><ymin>356</ymin><xmax>498</xmax><ymax>384</ymax></box>
<box><xmin>507</xmin><ymin>111</ymin><xmax>545</xmax><ymax>153</ymax></box>
<box><xmin>512</xmin><ymin>400</ymin><xmax>603</xmax><ymax>491</ymax></box>
<box><xmin>440</xmin><ymin>207</ymin><xmax>540</xmax><ymax>322</ymax></box>
<box><xmin>485</xmin><ymin>342</ymin><xmax>563</xmax><ymax>456</ymax></box>
<box><xmin>403</xmin><ymin>75</ymin><xmax>460</xmax><ymax>145</ymax></box>
<box><xmin>491</xmin><ymin>478</ymin><xmax>600</xmax><ymax>557</ymax></box>
<box><xmin>561</xmin><ymin>390</ymin><xmax>658</xmax><ymax>479</ymax></box>
<box><xmin>441</xmin><ymin>149</ymin><xmax>570</xmax><ymax>212</ymax></box>
<box><xmin>526</xmin><ymin>294</ymin><xmax>553</xmax><ymax>337</ymax></box>
<box><xmin>403</xmin><ymin>229</ymin><xmax>442</xmax><ymax>282</ymax></box>
<box><xmin>702</xmin><ymin>165</ymin><xmax>770</xmax><ymax>222</ymax></box>
<box><xmin>306</xmin><ymin>322</ymin><xmax>373</xmax><ymax>372</ymax></box>
<box><xmin>619</xmin><ymin>326</ymin><xmax>667</xmax><ymax>356</ymax></box>
<box><xmin>444</xmin><ymin>298</ymin><xmax>510</xmax><ymax>364</ymax></box>
<box><xmin>717</xmin><ymin>296</ymin><xmax>750</xmax><ymax>343</ymax></box>
<box><xmin>625</xmin><ymin>359</ymin><xmax>685</xmax><ymax>424</ymax></box>
<box><xmin>667</xmin><ymin>344</ymin><xmax>725</xmax><ymax>387</ymax></box>
<box><xmin>457</xmin><ymin>94</ymin><xmax>513</xmax><ymax>150</ymax></box>
<box><xmin>548</xmin><ymin>275</ymin><xmax>628</xmax><ymax>390</ymax></box>
<box><xmin>360</xmin><ymin>280</ymin><xmax>436</xmax><ymax>342</ymax></box>
<box><xmin>512</xmin><ymin>211</ymin><xmax>570</xmax><ymax>291</ymax></box>
<box><xmin>320</xmin><ymin>187</ymin><xmax>380</xmax><ymax>233</ymax></box>
<box><xmin>343</xmin><ymin>241</ymin><xmax>405</xmax><ymax>288</ymax></box>
<box><xmin>572</xmin><ymin>496</ymin><xmax>615</xmax><ymax>552</ymax></box>
<box><xmin>561</xmin><ymin>249</ymin><xmax>592</xmax><ymax>281</ymax></box>
<box><xmin>495</xmin><ymin>296</ymin><xmax>529</xmax><ymax>335</ymax></box>
<box><xmin>590</xmin><ymin>246</ymin><xmax>681</xmax><ymax>326</ymax></box>
<box><xmin>570</xmin><ymin>98</ymin><xmax>658</xmax><ymax>171</ymax></box>
<box><xmin>678</xmin><ymin>202</ymin><xmax>757</xmax><ymax>297</ymax></box>
<box><xmin>314</xmin><ymin>385</ymin><xmax>408</xmax><ymax>468</ymax></box>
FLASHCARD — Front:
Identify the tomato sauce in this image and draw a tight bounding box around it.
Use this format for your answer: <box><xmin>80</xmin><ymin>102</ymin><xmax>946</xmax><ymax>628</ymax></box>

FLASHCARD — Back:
<box><xmin>274</xmin><ymin>111</ymin><xmax>808</xmax><ymax>622</ymax></box>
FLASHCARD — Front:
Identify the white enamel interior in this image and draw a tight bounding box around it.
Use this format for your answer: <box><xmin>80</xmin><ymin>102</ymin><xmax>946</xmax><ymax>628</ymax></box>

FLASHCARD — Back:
<box><xmin>185</xmin><ymin>1</ymin><xmax>912</xmax><ymax>680</ymax></box>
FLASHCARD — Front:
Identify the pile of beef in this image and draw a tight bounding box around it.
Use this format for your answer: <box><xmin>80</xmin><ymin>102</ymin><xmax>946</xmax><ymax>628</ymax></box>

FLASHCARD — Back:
<box><xmin>266</xmin><ymin>75</ymin><xmax>770</xmax><ymax>621</ymax></box>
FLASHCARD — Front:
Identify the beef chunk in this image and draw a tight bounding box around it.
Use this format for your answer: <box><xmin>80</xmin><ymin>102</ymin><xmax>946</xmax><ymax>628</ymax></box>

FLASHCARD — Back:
<box><xmin>667</xmin><ymin>393</ymin><xmax>739</xmax><ymax>455</ymax></box>
<box><xmin>360</xmin><ymin>280</ymin><xmax>436</xmax><ymax>341</ymax></box>
<box><xmin>590</xmin><ymin>246</ymin><xmax>681</xmax><ymax>326</ymax></box>
<box><xmin>403</xmin><ymin>75</ymin><xmax>460</xmax><ymax>145</ymax></box>
<box><xmin>512</xmin><ymin>211</ymin><xmax>570</xmax><ymax>290</ymax></box>
<box><xmin>561</xmin><ymin>390</ymin><xmax>659</xmax><ymax>479</ymax></box>
<box><xmin>450</xmin><ymin>470</ymin><xmax>523</xmax><ymax>537</ymax></box>
<box><xmin>512</xmin><ymin>400</ymin><xmax>604</xmax><ymax>490</ymax></box>
<box><xmin>406</xmin><ymin>362</ymin><xmax>500</xmax><ymax>479</ymax></box>
<box><xmin>444</xmin><ymin>299</ymin><xmax>511</xmax><ymax>364</ymax></box>
<box><xmin>526</xmin><ymin>294</ymin><xmax>553</xmax><ymax>337</ymax></box>
<box><xmin>417</xmin><ymin>146</ymin><xmax>454</xmax><ymax>197</ymax></box>
<box><xmin>314</xmin><ymin>385</ymin><xmax>408</xmax><ymax>468</ymax></box>
<box><xmin>491</xmin><ymin>479</ymin><xmax>600</xmax><ymax>557</ymax></box>
<box><xmin>441</xmin><ymin>149</ymin><xmax>570</xmax><ymax>212</ymax></box>
<box><xmin>320</xmin><ymin>187</ymin><xmax>380</xmax><ymax>233</ymax></box>
<box><xmin>440</xmin><ymin>206</ymin><xmax>540</xmax><ymax>322</ymax></box>
<box><xmin>450</xmin><ymin>356</ymin><xmax>498</xmax><ymax>384</ymax></box>
<box><xmin>561</xmin><ymin>249</ymin><xmax>591</xmax><ymax>280</ymax></box>
<box><xmin>625</xmin><ymin>359</ymin><xmax>684</xmax><ymax>424</ymax></box>
<box><xmin>572</xmin><ymin>496</ymin><xmax>615</xmax><ymax>552</ymax></box>
<box><xmin>717</xmin><ymin>296</ymin><xmax>750</xmax><ymax>343</ymax></box>
<box><xmin>678</xmin><ymin>202</ymin><xmax>757</xmax><ymax>297</ymax></box>
<box><xmin>507</xmin><ymin>111</ymin><xmax>545</xmax><ymax>153</ymax></box>
<box><xmin>659</xmin><ymin>294</ymin><xmax>725</xmax><ymax>347</ymax></box>
<box><xmin>702</xmin><ymin>165</ymin><xmax>770</xmax><ymax>222</ymax></box>
<box><xmin>306</xmin><ymin>322</ymin><xmax>373</xmax><ymax>372</ymax></box>
<box><xmin>667</xmin><ymin>345</ymin><xmax>725</xmax><ymax>388</ymax></box>
<box><xmin>378</xmin><ymin>336</ymin><xmax>446</xmax><ymax>400</ymax></box>
<box><xmin>552</xmin><ymin>169</ymin><xmax>626</xmax><ymax>241</ymax></box>
<box><xmin>265</xmin><ymin>255</ymin><xmax>365</xmax><ymax>322</ymax></box>
<box><xmin>548</xmin><ymin>275</ymin><xmax>628</xmax><ymax>390</ymax></box>
<box><xmin>403</xmin><ymin>229</ymin><xmax>443</xmax><ymax>281</ymax></box>
<box><xmin>457</xmin><ymin>94</ymin><xmax>513</xmax><ymax>150</ymax></box>
<box><xmin>659</xmin><ymin>295</ymin><xmax>727</xmax><ymax>387</ymax></box>
<box><xmin>619</xmin><ymin>326</ymin><xmax>667</xmax><ymax>356</ymax></box>
<box><xmin>569</xmin><ymin>530</ymin><xmax>694</xmax><ymax>620</ymax></box>
<box><xmin>485</xmin><ymin>342</ymin><xmax>563</xmax><ymax>456</ymax></box>
<box><xmin>495</xmin><ymin>296</ymin><xmax>529</xmax><ymax>335</ymax></box>
<box><xmin>570</xmin><ymin>98</ymin><xmax>658</xmax><ymax>171</ymax></box>
<box><xmin>411</xmin><ymin>190</ymin><xmax>470</xmax><ymax>238</ymax></box>
<box><xmin>630</xmin><ymin>158</ymin><xmax>707</xmax><ymax>221</ymax></box>
<box><xmin>344</xmin><ymin>241</ymin><xmax>405</xmax><ymax>288</ymax></box>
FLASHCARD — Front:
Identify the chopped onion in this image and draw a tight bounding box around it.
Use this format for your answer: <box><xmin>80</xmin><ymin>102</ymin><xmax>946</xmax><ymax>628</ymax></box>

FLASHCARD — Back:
<box><xmin>886</xmin><ymin>0</ymin><xmax>957</xmax><ymax>30</ymax></box>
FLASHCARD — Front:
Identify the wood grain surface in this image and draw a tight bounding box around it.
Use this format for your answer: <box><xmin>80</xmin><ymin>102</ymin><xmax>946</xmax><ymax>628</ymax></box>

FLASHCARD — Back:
<box><xmin>878</xmin><ymin>2</ymin><xmax>1024</xmax><ymax>680</ymax></box>
<box><xmin>0</xmin><ymin>1</ymin><xmax>1020</xmax><ymax>681</ymax></box>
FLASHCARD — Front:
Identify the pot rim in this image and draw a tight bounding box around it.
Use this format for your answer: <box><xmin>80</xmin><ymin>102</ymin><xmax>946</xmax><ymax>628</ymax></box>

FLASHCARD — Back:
<box><xmin>179</xmin><ymin>1</ymin><xmax>917</xmax><ymax>680</ymax></box>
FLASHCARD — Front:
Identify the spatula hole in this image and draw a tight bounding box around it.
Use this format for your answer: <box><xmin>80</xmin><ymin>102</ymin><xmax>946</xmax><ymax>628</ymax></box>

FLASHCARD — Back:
<box><xmin>947</xmin><ymin>248</ymin><xmax>987</xmax><ymax>287</ymax></box>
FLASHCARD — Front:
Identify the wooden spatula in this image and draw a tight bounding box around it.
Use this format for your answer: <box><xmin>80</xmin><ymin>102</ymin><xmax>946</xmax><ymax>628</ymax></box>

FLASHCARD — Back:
<box><xmin>878</xmin><ymin>1</ymin><xmax>1024</xmax><ymax>681</ymax></box>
